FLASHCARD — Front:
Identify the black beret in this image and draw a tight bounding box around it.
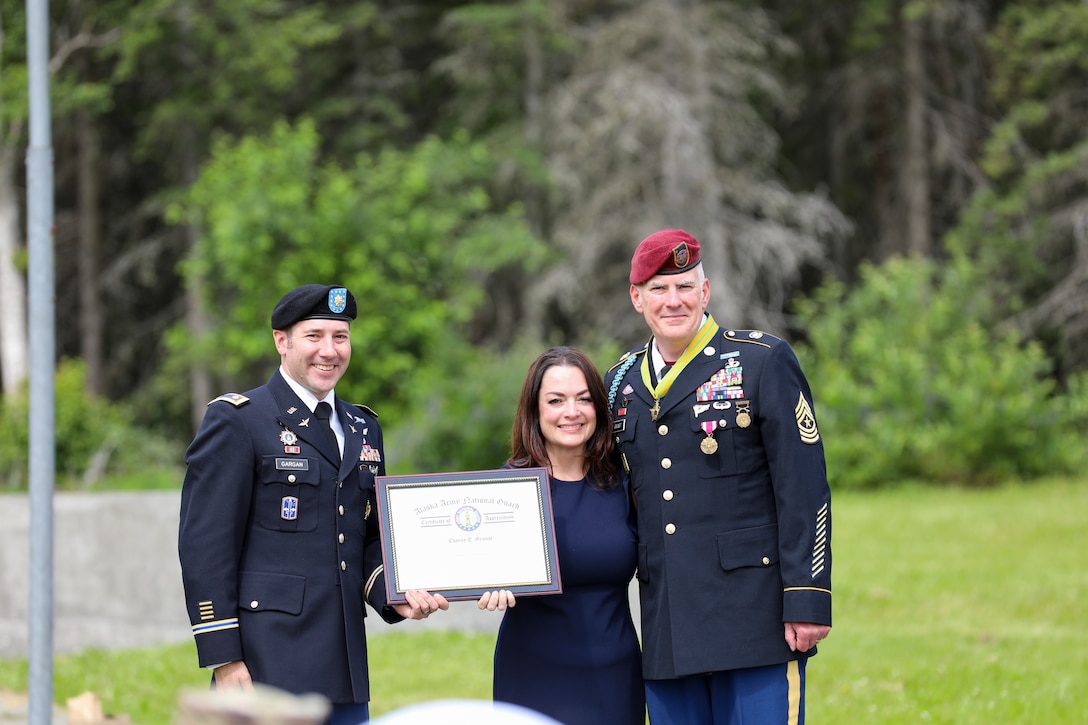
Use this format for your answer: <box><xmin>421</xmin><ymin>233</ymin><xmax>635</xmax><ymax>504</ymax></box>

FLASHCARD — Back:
<box><xmin>270</xmin><ymin>284</ymin><xmax>357</xmax><ymax>329</ymax></box>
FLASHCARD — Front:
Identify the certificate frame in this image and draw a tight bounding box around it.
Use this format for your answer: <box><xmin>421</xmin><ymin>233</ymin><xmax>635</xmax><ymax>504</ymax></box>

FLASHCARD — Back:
<box><xmin>375</xmin><ymin>467</ymin><xmax>562</xmax><ymax>603</ymax></box>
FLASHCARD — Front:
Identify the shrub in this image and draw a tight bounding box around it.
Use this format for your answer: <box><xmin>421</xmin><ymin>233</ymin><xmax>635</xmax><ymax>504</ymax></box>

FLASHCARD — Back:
<box><xmin>0</xmin><ymin>359</ymin><xmax>182</xmax><ymax>491</ymax></box>
<box><xmin>794</xmin><ymin>257</ymin><xmax>1088</xmax><ymax>489</ymax></box>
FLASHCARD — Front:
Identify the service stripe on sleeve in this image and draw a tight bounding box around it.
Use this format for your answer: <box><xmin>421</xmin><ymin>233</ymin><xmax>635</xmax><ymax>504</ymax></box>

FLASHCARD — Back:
<box><xmin>191</xmin><ymin>618</ymin><xmax>239</xmax><ymax>636</ymax></box>
<box><xmin>365</xmin><ymin>565</ymin><xmax>384</xmax><ymax>599</ymax></box>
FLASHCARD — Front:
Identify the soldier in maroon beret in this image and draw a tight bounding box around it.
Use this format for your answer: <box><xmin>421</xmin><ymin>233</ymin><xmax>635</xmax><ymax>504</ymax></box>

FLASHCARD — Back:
<box><xmin>606</xmin><ymin>229</ymin><xmax>833</xmax><ymax>725</ymax></box>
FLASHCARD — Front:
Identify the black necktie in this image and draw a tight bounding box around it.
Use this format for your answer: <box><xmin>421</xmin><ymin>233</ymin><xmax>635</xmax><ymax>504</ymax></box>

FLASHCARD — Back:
<box><xmin>314</xmin><ymin>401</ymin><xmax>339</xmax><ymax>459</ymax></box>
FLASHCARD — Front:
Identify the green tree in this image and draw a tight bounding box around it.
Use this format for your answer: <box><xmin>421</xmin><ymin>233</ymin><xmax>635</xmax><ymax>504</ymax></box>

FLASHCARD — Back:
<box><xmin>0</xmin><ymin>0</ymin><xmax>29</xmax><ymax>398</ymax></box>
<box><xmin>437</xmin><ymin>0</ymin><xmax>852</xmax><ymax>347</ymax></box>
<box><xmin>169</xmin><ymin>119</ymin><xmax>547</xmax><ymax>427</ymax></box>
<box><xmin>947</xmin><ymin>0</ymin><xmax>1088</xmax><ymax>376</ymax></box>
<box><xmin>109</xmin><ymin>0</ymin><xmax>349</xmax><ymax>428</ymax></box>
<box><xmin>771</xmin><ymin>0</ymin><xmax>996</xmax><ymax>270</ymax></box>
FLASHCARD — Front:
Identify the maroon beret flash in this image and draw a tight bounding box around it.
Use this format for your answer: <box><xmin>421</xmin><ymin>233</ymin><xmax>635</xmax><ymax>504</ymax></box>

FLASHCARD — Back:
<box><xmin>629</xmin><ymin>229</ymin><xmax>702</xmax><ymax>285</ymax></box>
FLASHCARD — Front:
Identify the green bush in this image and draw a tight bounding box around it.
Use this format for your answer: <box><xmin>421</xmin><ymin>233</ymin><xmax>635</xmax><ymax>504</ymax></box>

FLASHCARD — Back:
<box><xmin>794</xmin><ymin>257</ymin><xmax>1088</xmax><ymax>489</ymax></box>
<box><xmin>0</xmin><ymin>359</ymin><xmax>183</xmax><ymax>491</ymax></box>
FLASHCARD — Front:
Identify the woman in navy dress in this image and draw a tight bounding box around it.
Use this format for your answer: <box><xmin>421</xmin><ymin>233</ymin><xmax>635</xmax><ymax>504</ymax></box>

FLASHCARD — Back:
<box><xmin>479</xmin><ymin>347</ymin><xmax>644</xmax><ymax>725</ymax></box>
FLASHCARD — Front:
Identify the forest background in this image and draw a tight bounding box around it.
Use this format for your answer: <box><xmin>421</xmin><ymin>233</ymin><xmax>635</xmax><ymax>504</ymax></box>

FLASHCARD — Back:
<box><xmin>2</xmin><ymin>0</ymin><xmax>1088</xmax><ymax>491</ymax></box>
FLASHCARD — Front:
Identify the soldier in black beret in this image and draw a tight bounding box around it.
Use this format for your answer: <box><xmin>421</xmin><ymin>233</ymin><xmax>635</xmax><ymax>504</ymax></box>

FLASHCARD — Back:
<box><xmin>606</xmin><ymin>231</ymin><xmax>833</xmax><ymax>725</ymax></box>
<box><xmin>179</xmin><ymin>284</ymin><xmax>449</xmax><ymax>725</ymax></box>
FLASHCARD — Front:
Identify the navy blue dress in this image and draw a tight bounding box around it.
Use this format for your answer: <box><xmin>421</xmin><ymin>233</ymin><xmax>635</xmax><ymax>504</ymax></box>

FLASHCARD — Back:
<box><xmin>493</xmin><ymin>474</ymin><xmax>644</xmax><ymax>725</ymax></box>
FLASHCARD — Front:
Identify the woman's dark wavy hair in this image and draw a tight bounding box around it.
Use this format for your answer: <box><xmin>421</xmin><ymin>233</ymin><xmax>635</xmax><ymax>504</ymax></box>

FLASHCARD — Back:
<box><xmin>507</xmin><ymin>346</ymin><xmax>621</xmax><ymax>488</ymax></box>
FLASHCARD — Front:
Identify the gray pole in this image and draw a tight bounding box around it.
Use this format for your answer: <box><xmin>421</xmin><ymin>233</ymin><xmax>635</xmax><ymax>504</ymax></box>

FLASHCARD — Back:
<box><xmin>25</xmin><ymin>0</ymin><xmax>55</xmax><ymax>723</ymax></box>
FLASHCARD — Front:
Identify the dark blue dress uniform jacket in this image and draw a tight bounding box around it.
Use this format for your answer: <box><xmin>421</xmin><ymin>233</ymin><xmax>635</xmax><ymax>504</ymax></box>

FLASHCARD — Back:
<box><xmin>606</xmin><ymin>326</ymin><xmax>832</xmax><ymax>680</ymax></box>
<box><xmin>178</xmin><ymin>372</ymin><xmax>400</xmax><ymax>704</ymax></box>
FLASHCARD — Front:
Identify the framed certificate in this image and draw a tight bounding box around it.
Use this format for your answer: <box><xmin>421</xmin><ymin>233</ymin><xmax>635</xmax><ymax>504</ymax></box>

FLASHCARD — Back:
<box><xmin>375</xmin><ymin>467</ymin><xmax>562</xmax><ymax>603</ymax></box>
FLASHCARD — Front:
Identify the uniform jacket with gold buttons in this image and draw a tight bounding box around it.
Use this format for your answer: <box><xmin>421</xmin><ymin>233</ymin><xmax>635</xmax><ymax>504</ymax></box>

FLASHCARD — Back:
<box><xmin>606</xmin><ymin>325</ymin><xmax>832</xmax><ymax>680</ymax></box>
<box><xmin>178</xmin><ymin>371</ymin><xmax>398</xmax><ymax>704</ymax></box>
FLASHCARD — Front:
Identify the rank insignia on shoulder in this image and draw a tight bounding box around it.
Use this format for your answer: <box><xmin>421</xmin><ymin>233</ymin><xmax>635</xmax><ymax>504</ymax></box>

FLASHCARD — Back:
<box><xmin>210</xmin><ymin>393</ymin><xmax>249</xmax><ymax>407</ymax></box>
<box><xmin>355</xmin><ymin>403</ymin><xmax>379</xmax><ymax>419</ymax></box>
<box><xmin>724</xmin><ymin>329</ymin><xmax>777</xmax><ymax>346</ymax></box>
<box><xmin>608</xmin><ymin>345</ymin><xmax>646</xmax><ymax>372</ymax></box>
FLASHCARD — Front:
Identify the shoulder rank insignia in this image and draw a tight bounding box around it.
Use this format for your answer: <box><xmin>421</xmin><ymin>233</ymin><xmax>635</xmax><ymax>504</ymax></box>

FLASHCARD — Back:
<box><xmin>607</xmin><ymin>344</ymin><xmax>647</xmax><ymax>372</ymax></box>
<box><xmin>723</xmin><ymin>329</ymin><xmax>778</xmax><ymax>348</ymax></box>
<box><xmin>209</xmin><ymin>393</ymin><xmax>250</xmax><ymax>407</ymax></box>
<box><xmin>354</xmin><ymin>403</ymin><xmax>378</xmax><ymax>419</ymax></box>
<box><xmin>795</xmin><ymin>391</ymin><xmax>820</xmax><ymax>444</ymax></box>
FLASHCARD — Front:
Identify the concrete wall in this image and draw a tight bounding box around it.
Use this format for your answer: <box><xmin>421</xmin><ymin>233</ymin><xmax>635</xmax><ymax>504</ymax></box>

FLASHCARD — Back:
<box><xmin>0</xmin><ymin>491</ymin><xmax>519</xmax><ymax>659</ymax></box>
<box><xmin>1</xmin><ymin>491</ymin><xmax>193</xmax><ymax>657</ymax></box>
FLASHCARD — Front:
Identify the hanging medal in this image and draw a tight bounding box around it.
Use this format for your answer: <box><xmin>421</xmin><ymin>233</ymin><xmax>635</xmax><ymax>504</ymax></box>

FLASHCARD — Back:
<box><xmin>735</xmin><ymin>400</ymin><xmax>752</xmax><ymax>428</ymax></box>
<box><xmin>700</xmin><ymin>420</ymin><xmax>718</xmax><ymax>454</ymax></box>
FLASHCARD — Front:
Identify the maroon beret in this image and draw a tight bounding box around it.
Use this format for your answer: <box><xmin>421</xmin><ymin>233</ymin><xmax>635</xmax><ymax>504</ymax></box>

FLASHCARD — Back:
<box><xmin>629</xmin><ymin>229</ymin><xmax>702</xmax><ymax>285</ymax></box>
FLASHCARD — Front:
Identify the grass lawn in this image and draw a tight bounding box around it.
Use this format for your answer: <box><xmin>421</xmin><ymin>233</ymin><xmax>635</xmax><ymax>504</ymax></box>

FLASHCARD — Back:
<box><xmin>1</xmin><ymin>478</ymin><xmax>1085</xmax><ymax>723</ymax></box>
<box><xmin>808</xmin><ymin>477</ymin><xmax>1086</xmax><ymax>723</ymax></box>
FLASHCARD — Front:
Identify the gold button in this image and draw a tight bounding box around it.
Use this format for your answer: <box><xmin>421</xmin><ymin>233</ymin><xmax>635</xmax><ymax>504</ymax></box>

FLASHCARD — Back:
<box><xmin>661</xmin><ymin>458</ymin><xmax>672</xmax><ymax>469</ymax></box>
<box><xmin>338</xmin><ymin>533</ymin><xmax>345</xmax><ymax>544</ymax></box>
<box><xmin>665</xmin><ymin>523</ymin><xmax>677</xmax><ymax>535</ymax></box>
<box><xmin>250</xmin><ymin>600</ymin><xmax>259</xmax><ymax>609</ymax></box>
<box><xmin>287</xmin><ymin>474</ymin><xmax>296</xmax><ymax>483</ymax></box>
<box><xmin>338</xmin><ymin>505</ymin><xmax>345</xmax><ymax>516</ymax></box>
<box><xmin>341</xmin><ymin>561</ymin><xmax>347</xmax><ymax>571</ymax></box>
<box><xmin>762</xmin><ymin>556</ymin><xmax>771</xmax><ymax>566</ymax></box>
<box><xmin>658</xmin><ymin>425</ymin><xmax>668</xmax><ymax>436</ymax></box>
<box><xmin>662</xmin><ymin>490</ymin><xmax>674</xmax><ymax>501</ymax></box>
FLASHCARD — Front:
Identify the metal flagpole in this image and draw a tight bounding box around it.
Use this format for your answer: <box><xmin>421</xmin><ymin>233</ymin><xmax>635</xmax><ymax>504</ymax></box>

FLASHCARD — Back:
<box><xmin>25</xmin><ymin>0</ymin><xmax>56</xmax><ymax>722</ymax></box>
